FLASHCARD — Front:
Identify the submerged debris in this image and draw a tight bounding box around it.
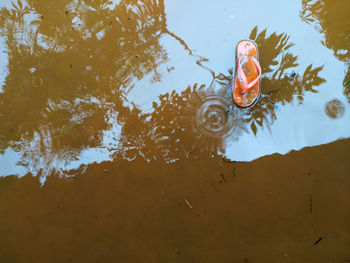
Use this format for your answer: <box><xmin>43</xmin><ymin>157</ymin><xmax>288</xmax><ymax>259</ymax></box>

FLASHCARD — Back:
<box><xmin>174</xmin><ymin>248</ymin><xmax>181</xmax><ymax>254</ymax></box>
<box><xmin>184</xmin><ymin>199</ymin><xmax>192</xmax><ymax>209</ymax></box>
<box><xmin>313</xmin><ymin>237</ymin><xmax>323</xmax><ymax>245</ymax></box>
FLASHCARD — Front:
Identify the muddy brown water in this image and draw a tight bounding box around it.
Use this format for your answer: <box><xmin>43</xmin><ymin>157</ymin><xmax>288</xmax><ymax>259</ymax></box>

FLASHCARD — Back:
<box><xmin>0</xmin><ymin>0</ymin><xmax>349</xmax><ymax>262</ymax></box>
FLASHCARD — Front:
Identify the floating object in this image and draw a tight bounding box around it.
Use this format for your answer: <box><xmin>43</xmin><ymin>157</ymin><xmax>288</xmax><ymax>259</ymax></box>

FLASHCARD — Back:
<box><xmin>233</xmin><ymin>40</ymin><xmax>261</xmax><ymax>108</ymax></box>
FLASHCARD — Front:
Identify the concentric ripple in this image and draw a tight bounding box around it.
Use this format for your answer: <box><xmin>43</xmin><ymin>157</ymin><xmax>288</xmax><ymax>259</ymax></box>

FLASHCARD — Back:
<box><xmin>195</xmin><ymin>95</ymin><xmax>236</xmax><ymax>138</ymax></box>
<box><xmin>325</xmin><ymin>99</ymin><xmax>345</xmax><ymax>119</ymax></box>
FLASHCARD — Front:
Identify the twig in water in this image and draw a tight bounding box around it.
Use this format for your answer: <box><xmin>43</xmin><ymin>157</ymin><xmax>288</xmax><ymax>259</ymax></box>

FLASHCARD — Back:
<box><xmin>184</xmin><ymin>199</ymin><xmax>193</xmax><ymax>209</ymax></box>
<box><xmin>313</xmin><ymin>237</ymin><xmax>323</xmax><ymax>245</ymax></box>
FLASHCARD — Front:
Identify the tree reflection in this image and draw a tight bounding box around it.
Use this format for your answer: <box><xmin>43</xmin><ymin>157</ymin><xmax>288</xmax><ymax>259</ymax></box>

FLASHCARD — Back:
<box><xmin>114</xmin><ymin>83</ymin><xmax>245</xmax><ymax>162</ymax></box>
<box><xmin>0</xmin><ymin>0</ymin><xmax>326</xmax><ymax>178</ymax></box>
<box><xmin>0</xmin><ymin>0</ymin><xmax>169</xmax><ymax>176</ymax></box>
<box><xmin>300</xmin><ymin>0</ymin><xmax>350</xmax><ymax>102</ymax></box>
<box><xmin>212</xmin><ymin>27</ymin><xmax>325</xmax><ymax>135</ymax></box>
<box><xmin>114</xmin><ymin>27</ymin><xmax>325</xmax><ymax>162</ymax></box>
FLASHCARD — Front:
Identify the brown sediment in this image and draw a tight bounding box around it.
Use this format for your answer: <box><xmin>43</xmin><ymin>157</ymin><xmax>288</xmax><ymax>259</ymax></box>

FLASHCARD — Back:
<box><xmin>0</xmin><ymin>138</ymin><xmax>349</xmax><ymax>262</ymax></box>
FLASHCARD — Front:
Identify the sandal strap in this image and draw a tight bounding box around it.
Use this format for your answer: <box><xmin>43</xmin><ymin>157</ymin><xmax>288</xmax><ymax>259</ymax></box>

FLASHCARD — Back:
<box><xmin>237</xmin><ymin>57</ymin><xmax>261</xmax><ymax>94</ymax></box>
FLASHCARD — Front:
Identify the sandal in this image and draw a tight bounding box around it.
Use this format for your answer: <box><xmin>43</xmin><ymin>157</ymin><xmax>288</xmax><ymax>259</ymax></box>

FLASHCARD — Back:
<box><xmin>233</xmin><ymin>40</ymin><xmax>261</xmax><ymax>108</ymax></box>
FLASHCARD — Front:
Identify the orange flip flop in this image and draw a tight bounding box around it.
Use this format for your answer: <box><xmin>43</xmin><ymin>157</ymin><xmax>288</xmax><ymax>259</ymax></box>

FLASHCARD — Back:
<box><xmin>233</xmin><ymin>40</ymin><xmax>261</xmax><ymax>108</ymax></box>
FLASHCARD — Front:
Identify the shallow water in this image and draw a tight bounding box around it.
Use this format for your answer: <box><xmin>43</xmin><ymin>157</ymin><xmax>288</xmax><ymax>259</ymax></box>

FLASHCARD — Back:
<box><xmin>0</xmin><ymin>0</ymin><xmax>349</xmax><ymax>262</ymax></box>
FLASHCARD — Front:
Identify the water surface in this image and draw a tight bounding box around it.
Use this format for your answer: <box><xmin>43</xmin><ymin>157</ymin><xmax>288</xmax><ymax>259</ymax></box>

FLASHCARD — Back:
<box><xmin>0</xmin><ymin>0</ymin><xmax>349</xmax><ymax>181</ymax></box>
<box><xmin>0</xmin><ymin>0</ymin><xmax>349</xmax><ymax>262</ymax></box>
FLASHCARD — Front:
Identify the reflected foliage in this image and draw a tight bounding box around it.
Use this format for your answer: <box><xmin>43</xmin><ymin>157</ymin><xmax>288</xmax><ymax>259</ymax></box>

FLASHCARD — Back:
<box><xmin>0</xmin><ymin>0</ymin><xmax>32</xmax><ymax>24</ymax></box>
<box><xmin>214</xmin><ymin>27</ymin><xmax>325</xmax><ymax>135</ymax></box>
<box><xmin>300</xmin><ymin>0</ymin><xmax>350</xmax><ymax>102</ymax></box>
<box><xmin>114</xmin><ymin>83</ymin><xmax>244</xmax><ymax>162</ymax></box>
<box><xmin>249</xmin><ymin>27</ymin><xmax>325</xmax><ymax>133</ymax></box>
<box><xmin>114</xmin><ymin>26</ymin><xmax>326</xmax><ymax>162</ymax></box>
<box><xmin>0</xmin><ymin>0</ymin><xmax>327</xmax><ymax>178</ymax></box>
<box><xmin>0</xmin><ymin>0</ymin><xmax>168</xmax><ymax>176</ymax></box>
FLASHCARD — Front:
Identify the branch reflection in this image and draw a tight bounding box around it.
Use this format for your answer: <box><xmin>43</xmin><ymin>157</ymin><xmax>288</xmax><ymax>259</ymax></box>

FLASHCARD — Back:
<box><xmin>0</xmin><ymin>0</ymin><xmax>326</xmax><ymax>180</ymax></box>
<box><xmin>0</xmin><ymin>0</ymin><xmax>169</xmax><ymax>178</ymax></box>
<box><xmin>300</xmin><ymin>0</ymin><xmax>350</xmax><ymax>102</ymax></box>
<box><xmin>115</xmin><ymin>27</ymin><xmax>325</xmax><ymax>162</ymax></box>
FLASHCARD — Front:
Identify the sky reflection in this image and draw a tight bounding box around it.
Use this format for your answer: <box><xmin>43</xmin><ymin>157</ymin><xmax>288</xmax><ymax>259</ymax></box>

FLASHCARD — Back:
<box><xmin>0</xmin><ymin>0</ymin><xmax>349</xmax><ymax>183</ymax></box>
